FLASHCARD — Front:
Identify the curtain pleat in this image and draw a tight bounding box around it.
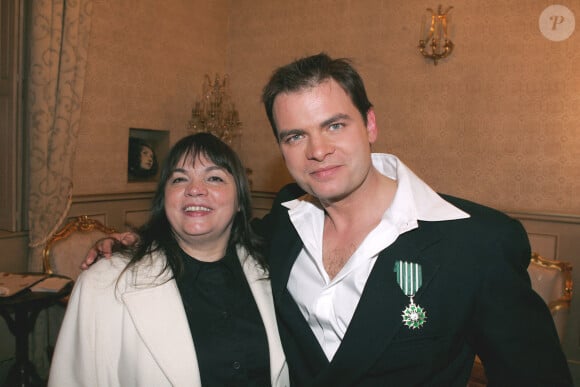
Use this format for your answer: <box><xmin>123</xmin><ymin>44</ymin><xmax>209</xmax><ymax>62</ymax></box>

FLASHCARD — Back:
<box><xmin>27</xmin><ymin>0</ymin><xmax>93</xmax><ymax>270</ymax></box>
<box><xmin>25</xmin><ymin>0</ymin><xmax>93</xmax><ymax>378</ymax></box>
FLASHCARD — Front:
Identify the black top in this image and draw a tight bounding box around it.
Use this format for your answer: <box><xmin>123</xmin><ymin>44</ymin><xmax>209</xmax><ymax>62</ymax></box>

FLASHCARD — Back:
<box><xmin>176</xmin><ymin>245</ymin><xmax>271</xmax><ymax>387</ymax></box>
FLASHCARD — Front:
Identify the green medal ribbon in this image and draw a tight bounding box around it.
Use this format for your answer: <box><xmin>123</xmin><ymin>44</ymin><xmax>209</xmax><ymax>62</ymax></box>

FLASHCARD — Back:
<box><xmin>394</xmin><ymin>261</ymin><xmax>427</xmax><ymax>329</ymax></box>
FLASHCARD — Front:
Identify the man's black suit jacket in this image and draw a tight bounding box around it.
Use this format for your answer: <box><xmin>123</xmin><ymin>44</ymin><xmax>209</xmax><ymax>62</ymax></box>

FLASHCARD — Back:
<box><xmin>256</xmin><ymin>183</ymin><xmax>572</xmax><ymax>386</ymax></box>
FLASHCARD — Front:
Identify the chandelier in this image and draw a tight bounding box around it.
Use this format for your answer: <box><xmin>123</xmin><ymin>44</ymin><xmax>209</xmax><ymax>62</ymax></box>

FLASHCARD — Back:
<box><xmin>188</xmin><ymin>74</ymin><xmax>242</xmax><ymax>145</ymax></box>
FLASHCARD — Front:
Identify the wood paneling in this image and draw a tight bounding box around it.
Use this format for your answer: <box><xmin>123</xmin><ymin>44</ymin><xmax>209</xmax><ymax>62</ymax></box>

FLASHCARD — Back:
<box><xmin>1</xmin><ymin>192</ymin><xmax>579</xmax><ymax>380</ymax></box>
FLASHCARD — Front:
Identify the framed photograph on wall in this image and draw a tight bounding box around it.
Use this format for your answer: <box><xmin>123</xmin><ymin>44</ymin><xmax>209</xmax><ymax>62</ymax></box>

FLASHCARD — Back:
<box><xmin>127</xmin><ymin>128</ymin><xmax>170</xmax><ymax>182</ymax></box>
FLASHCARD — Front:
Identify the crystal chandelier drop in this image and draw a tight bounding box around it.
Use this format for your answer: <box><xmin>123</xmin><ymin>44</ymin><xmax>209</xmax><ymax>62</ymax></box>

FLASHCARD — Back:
<box><xmin>188</xmin><ymin>74</ymin><xmax>242</xmax><ymax>145</ymax></box>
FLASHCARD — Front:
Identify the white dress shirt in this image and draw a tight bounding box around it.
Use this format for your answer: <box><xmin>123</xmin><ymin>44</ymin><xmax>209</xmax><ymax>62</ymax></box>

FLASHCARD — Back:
<box><xmin>284</xmin><ymin>153</ymin><xmax>470</xmax><ymax>360</ymax></box>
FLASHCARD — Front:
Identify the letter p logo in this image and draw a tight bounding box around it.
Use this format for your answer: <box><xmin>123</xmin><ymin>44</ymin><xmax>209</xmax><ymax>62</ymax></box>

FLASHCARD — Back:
<box><xmin>550</xmin><ymin>15</ymin><xmax>565</xmax><ymax>30</ymax></box>
<box><xmin>539</xmin><ymin>5</ymin><xmax>575</xmax><ymax>42</ymax></box>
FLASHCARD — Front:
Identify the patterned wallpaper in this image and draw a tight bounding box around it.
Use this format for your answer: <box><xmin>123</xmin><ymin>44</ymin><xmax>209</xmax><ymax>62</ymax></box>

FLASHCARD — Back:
<box><xmin>228</xmin><ymin>0</ymin><xmax>580</xmax><ymax>215</ymax></box>
<box><xmin>74</xmin><ymin>0</ymin><xmax>580</xmax><ymax>216</ymax></box>
<box><xmin>73</xmin><ymin>0</ymin><xmax>229</xmax><ymax>195</ymax></box>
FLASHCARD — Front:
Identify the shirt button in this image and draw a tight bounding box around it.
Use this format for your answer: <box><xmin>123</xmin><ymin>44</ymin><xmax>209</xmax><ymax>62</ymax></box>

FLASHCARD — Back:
<box><xmin>232</xmin><ymin>361</ymin><xmax>241</xmax><ymax>370</ymax></box>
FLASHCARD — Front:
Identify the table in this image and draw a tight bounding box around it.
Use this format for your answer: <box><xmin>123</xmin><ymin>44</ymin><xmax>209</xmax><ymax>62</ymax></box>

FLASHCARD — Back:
<box><xmin>0</xmin><ymin>275</ymin><xmax>72</xmax><ymax>387</ymax></box>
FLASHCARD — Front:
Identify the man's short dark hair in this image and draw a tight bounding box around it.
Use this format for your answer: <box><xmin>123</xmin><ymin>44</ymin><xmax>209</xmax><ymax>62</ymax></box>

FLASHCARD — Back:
<box><xmin>261</xmin><ymin>52</ymin><xmax>373</xmax><ymax>140</ymax></box>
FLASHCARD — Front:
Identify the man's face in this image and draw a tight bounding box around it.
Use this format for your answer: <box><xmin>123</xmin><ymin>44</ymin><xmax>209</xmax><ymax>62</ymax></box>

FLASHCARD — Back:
<box><xmin>272</xmin><ymin>79</ymin><xmax>377</xmax><ymax>205</ymax></box>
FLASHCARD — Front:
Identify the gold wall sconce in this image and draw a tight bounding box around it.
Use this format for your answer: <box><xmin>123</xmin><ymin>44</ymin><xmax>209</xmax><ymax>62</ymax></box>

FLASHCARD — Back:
<box><xmin>188</xmin><ymin>74</ymin><xmax>242</xmax><ymax>146</ymax></box>
<box><xmin>418</xmin><ymin>5</ymin><xmax>454</xmax><ymax>65</ymax></box>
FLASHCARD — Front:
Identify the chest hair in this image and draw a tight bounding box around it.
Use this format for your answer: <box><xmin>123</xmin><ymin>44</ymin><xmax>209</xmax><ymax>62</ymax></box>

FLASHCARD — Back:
<box><xmin>323</xmin><ymin>224</ymin><xmax>372</xmax><ymax>280</ymax></box>
<box><xmin>322</xmin><ymin>242</ymin><xmax>357</xmax><ymax>279</ymax></box>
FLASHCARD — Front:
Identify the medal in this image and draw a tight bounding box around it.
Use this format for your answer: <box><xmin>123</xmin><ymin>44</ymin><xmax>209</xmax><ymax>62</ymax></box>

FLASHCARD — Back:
<box><xmin>394</xmin><ymin>261</ymin><xmax>427</xmax><ymax>329</ymax></box>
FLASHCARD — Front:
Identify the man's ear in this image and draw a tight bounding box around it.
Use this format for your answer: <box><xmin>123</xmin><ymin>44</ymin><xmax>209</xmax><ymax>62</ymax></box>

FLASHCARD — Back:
<box><xmin>366</xmin><ymin>108</ymin><xmax>378</xmax><ymax>144</ymax></box>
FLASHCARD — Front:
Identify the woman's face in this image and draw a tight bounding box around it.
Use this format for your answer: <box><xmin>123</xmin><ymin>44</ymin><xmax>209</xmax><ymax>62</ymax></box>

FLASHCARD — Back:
<box><xmin>140</xmin><ymin>146</ymin><xmax>154</xmax><ymax>170</ymax></box>
<box><xmin>164</xmin><ymin>153</ymin><xmax>238</xmax><ymax>255</ymax></box>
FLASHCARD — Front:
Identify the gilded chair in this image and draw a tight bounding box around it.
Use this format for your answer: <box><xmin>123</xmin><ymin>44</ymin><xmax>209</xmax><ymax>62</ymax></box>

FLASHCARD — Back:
<box><xmin>42</xmin><ymin>215</ymin><xmax>117</xmax><ymax>282</ymax></box>
<box><xmin>41</xmin><ymin>216</ymin><xmax>116</xmax><ymax>360</ymax></box>
<box><xmin>527</xmin><ymin>252</ymin><xmax>573</xmax><ymax>342</ymax></box>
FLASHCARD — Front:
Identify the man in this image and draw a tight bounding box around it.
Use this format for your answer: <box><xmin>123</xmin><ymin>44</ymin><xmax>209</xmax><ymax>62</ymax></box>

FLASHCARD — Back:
<box><xmin>255</xmin><ymin>53</ymin><xmax>571</xmax><ymax>386</ymax></box>
<box><xmin>85</xmin><ymin>53</ymin><xmax>571</xmax><ymax>386</ymax></box>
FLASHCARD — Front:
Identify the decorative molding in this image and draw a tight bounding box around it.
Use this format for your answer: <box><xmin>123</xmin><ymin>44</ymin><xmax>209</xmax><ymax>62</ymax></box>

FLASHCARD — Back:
<box><xmin>506</xmin><ymin>210</ymin><xmax>580</xmax><ymax>225</ymax></box>
<box><xmin>73</xmin><ymin>192</ymin><xmax>155</xmax><ymax>203</ymax></box>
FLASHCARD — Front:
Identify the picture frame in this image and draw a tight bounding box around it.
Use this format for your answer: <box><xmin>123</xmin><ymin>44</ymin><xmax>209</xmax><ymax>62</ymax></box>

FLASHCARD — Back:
<box><xmin>127</xmin><ymin>128</ymin><xmax>169</xmax><ymax>182</ymax></box>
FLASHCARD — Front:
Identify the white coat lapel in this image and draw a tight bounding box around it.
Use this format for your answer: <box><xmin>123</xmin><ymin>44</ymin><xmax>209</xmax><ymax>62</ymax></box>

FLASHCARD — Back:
<box><xmin>122</xmin><ymin>267</ymin><xmax>201</xmax><ymax>386</ymax></box>
<box><xmin>238</xmin><ymin>246</ymin><xmax>289</xmax><ymax>387</ymax></box>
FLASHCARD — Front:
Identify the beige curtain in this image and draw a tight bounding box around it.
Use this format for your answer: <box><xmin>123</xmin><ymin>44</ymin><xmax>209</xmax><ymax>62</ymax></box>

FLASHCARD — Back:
<box><xmin>25</xmin><ymin>0</ymin><xmax>93</xmax><ymax>377</ymax></box>
<box><xmin>27</xmin><ymin>0</ymin><xmax>93</xmax><ymax>270</ymax></box>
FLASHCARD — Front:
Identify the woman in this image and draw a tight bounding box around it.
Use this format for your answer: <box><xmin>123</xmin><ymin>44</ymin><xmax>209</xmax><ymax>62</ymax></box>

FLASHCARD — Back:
<box><xmin>48</xmin><ymin>133</ymin><xmax>289</xmax><ymax>386</ymax></box>
<box><xmin>128</xmin><ymin>137</ymin><xmax>158</xmax><ymax>179</ymax></box>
